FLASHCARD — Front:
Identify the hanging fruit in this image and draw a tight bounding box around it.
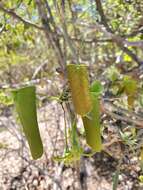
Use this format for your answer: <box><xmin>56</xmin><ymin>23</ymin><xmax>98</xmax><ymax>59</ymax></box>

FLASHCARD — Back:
<box><xmin>82</xmin><ymin>81</ymin><xmax>103</xmax><ymax>152</ymax></box>
<box><xmin>12</xmin><ymin>86</ymin><xmax>43</xmax><ymax>159</ymax></box>
<box><xmin>67</xmin><ymin>64</ymin><xmax>92</xmax><ymax>116</ymax></box>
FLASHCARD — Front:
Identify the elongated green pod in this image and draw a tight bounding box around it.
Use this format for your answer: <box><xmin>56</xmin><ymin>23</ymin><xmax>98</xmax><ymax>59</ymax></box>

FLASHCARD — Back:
<box><xmin>82</xmin><ymin>81</ymin><xmax>103</xmax><ymax>152</ymax></box>
<box><xmin>82</xmin><ymin>95</ymin><xmax>102</xmax><ymax>152</ymax></box>
<box><xmin>67</xmin><ymin>64</ymin><xmax>92</xmax><ymax>116</ymax></box>
<box><xmin>12</xmin><ymin>86</ymin><xmax>43</xmax><ymax>159</ymax></box>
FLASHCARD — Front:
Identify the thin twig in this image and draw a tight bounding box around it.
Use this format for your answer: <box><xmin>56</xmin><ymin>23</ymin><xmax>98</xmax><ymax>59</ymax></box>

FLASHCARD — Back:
<box><xmin>0</xmin><ymin>3</ymin><xmax>44</xmax><ymax>31</ymax></box>
<box><xmin>94</xmin><ymin>0</ymin><xmax>112</xmax><ymax>32</ymax></box>
<box><xmin>53</xmin><ymin>1</ymin><xmax>78</xmax><ymax>63</ymax></box>
<box><xmin>103</xmin><ymin>101</ymin><xmax>143</xmax><ymax>128</ymax></box>
<box><xmin>94</xmin><ymin>0</ymin><xmax>143</xmax><ymax>65</ymax></box>
<box><xmin>76</xmin><ymin>21</ymin><xmax>143</xmax><ymax>65</ymax></box>
<box><xmin>35</xmin><ymin>0</ymin><xmax>65</xmax><ymax>71</ymax></box>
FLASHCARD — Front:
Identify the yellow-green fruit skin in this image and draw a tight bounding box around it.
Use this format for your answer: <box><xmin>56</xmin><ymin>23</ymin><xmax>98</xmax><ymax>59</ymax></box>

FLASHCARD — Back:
<box><xmin>67</xmin><ymin>64</ymin><xmax>92</xmax><ymax>116</ymax></box>
<box><xmin>82</xmin><ymin>95</ymin><xmax>102</xmax><ymax>152</ymax></box>
<box><xmin>13</xmin><ymin>86</ymin><xmax>43</xmax><ymax>159</ymax></box>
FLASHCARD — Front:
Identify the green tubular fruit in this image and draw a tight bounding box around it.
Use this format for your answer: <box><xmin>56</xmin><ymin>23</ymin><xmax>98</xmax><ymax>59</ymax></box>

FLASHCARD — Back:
<box><xmin>12</xmin><ymin>86</ymin><xmax>43</xmax><ymax>159</ymax></box>
<box><xmin>82</xmin><ymin>94</ymin><xmax>102</xmax><ymax>152</ymax></box>
<box><xmin>67</xmin><ymin>64</ymin><xmax>92</xmax><ymax>116</ymax></box>
<box><xmin>82</xmin><ymin>81</ymin><xmax>103</xmax><ymax>152</ymax></box>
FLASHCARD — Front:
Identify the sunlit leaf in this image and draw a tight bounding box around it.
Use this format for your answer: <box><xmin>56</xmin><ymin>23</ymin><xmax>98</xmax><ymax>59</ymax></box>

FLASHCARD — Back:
<box><xmin>90</xmin><ymin>80</ymin><xmax>103</xmax><ymax>96</ymax></box>
<box><xmin>123</xmin><ymin>54</ymin><xmax>132</xmax><ymax>62</ymax></box>
<box><xmin>139</xmin><ymin>175</ymin><xmax>143</xmax><ymax>183</ymax></box>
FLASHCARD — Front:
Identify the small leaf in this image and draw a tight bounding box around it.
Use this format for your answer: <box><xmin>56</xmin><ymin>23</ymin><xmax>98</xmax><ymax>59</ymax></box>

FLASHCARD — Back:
<box><xmin>90</xmin><ymin>80</ymin><xmax>103</xmax><ymax>96</ymax></box>
<box><xmin>139</xmin><ymin>175</ymin><xmax>143</xmax><ymax>183</ymax></box>
<box><xmin>123</xmin><ymin>54</ymin><xmax>132</xmax><ymax>62</ymax></box>
<box><xmin>28</xmin><ymin>0</ymin><xmax>33</xmax><ymax>5</ymax></box>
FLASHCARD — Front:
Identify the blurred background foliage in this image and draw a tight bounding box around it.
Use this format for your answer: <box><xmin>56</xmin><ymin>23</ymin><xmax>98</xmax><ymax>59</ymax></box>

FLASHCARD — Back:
<box><xmin>0</xmin><ymin>1</ymin><xmax>143</xmax><ymax>189</ymax></box>
<box><xmin>0</xmin><ymin>0</ymin><xmax>142</xmax><ymax>111</ymax></box>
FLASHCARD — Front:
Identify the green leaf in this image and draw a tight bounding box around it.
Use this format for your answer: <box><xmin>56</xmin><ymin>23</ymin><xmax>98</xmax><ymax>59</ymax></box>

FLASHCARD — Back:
<box><xmin>90</xmin><ymin>80</ymin><xmax>103</xmax><ymax>96</ymax></box>
<box><xmin>28</xmin><ymin>0</ymin><xmax>33</xmax><ymax>5</ymax></box>
<box><xmin>12</xmin><ymin>86</ymin><xmax>43</xmax><ymax>159</ymax></box>
<box><xmin>0</xmin><ymin>90</ymin><xmax>13</xmax><ymax>106</ymax></box>
<box><xmin>139</xmin><ymin>175</ymin><xmax>143</xmax><ymax>183</ymax></box>
<box><xmin>123</xmin><ymin>54</ymin><xmax>132</xmax><ymax>62</ymax></box>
